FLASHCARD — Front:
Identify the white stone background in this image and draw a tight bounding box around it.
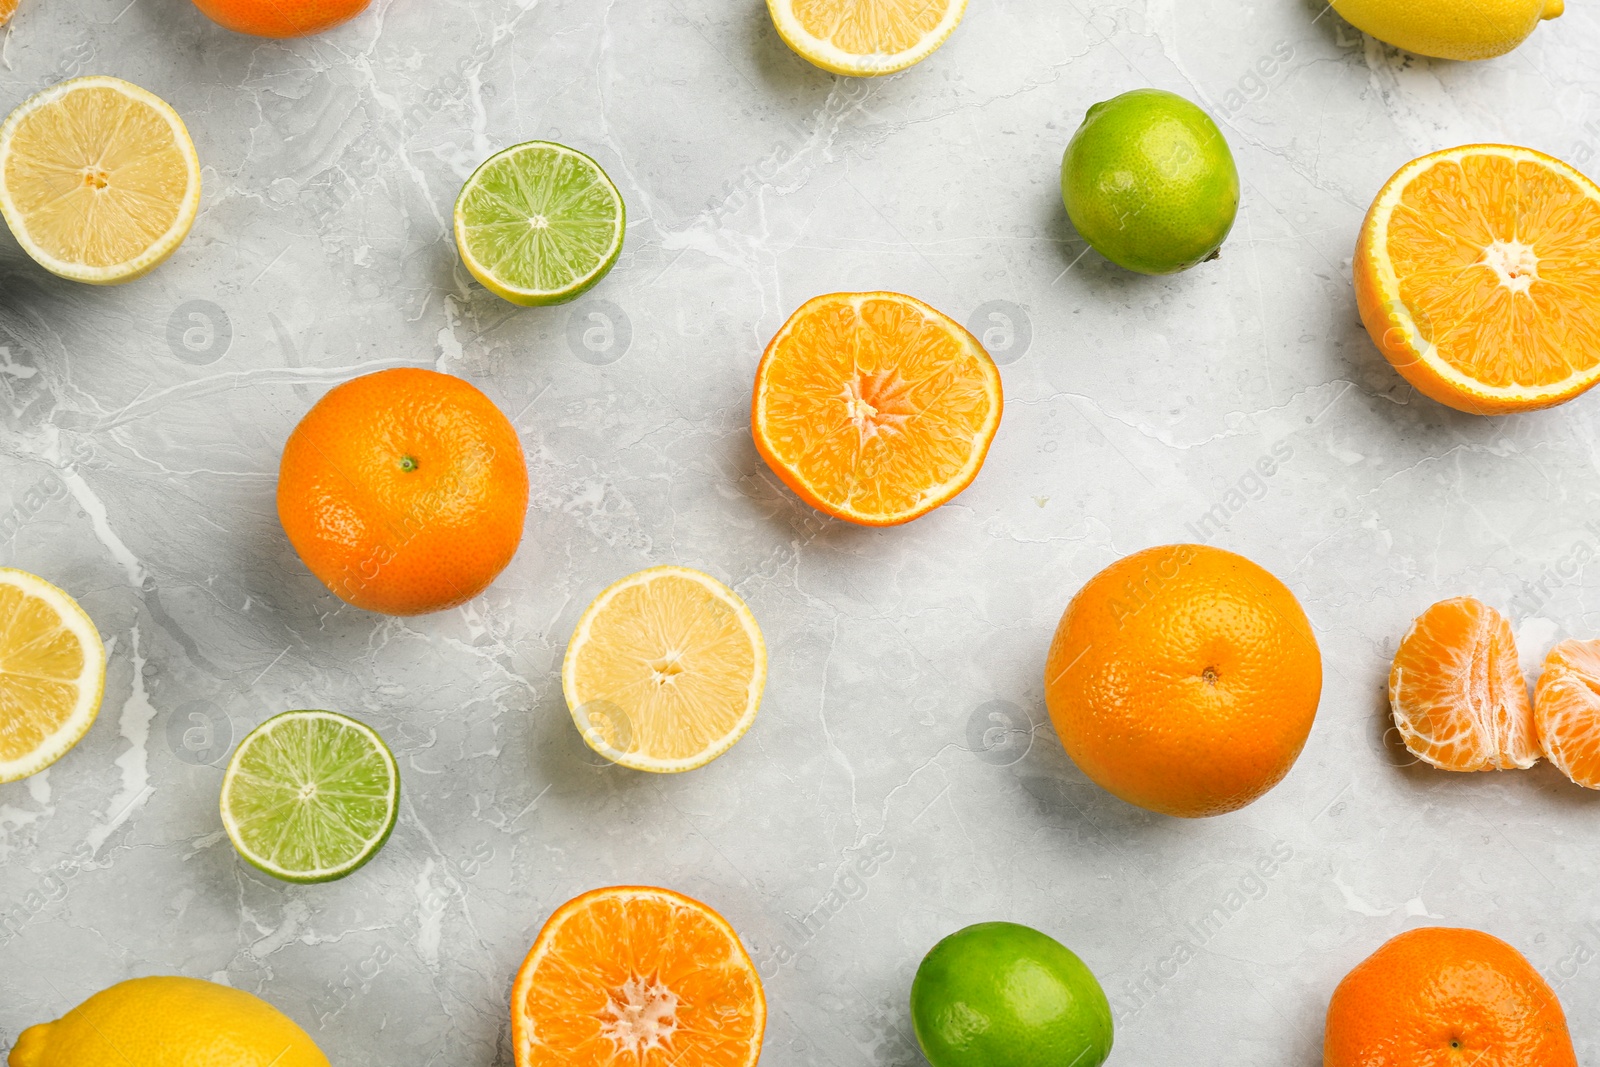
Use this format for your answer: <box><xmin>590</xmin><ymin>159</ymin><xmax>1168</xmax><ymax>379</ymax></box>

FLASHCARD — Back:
<box><xmin>1</xmin><ymin>0</ymin><xmax>1599</xmax><ymax>1063</ymax></box>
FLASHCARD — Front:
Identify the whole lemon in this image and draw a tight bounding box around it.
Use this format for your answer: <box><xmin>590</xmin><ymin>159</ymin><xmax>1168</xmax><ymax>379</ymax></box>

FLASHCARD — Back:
<box><xmin>1060</xmin><ymin>89</ymin><xmax>1239</xmax><ymax>276</ymax></box>
<box><xmin>1330</xmin><ymin>0</ymin><xmax>1562</xmax><ymax>60</ymax></box>
<box><xmin>8</xmin><ymin>976</ymin><xmax>329</xmax><ymax>1067</ymax></box>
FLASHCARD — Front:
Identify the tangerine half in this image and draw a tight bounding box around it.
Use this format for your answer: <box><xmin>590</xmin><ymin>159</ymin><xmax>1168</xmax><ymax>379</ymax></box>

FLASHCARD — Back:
<box><xmin>751</xmin><ymin>292</ymin><xmax>1002</xmax><ymax>526</ymax></box>
<box><xmin>511</xmin><ymin>886</ymin><xmax>765</xmax><ymax>1067</ymax></box>
<box><xmin>1354</xmin><ymin>144</ymin><xmax>1600</xmax><ymax>414</ymax></box>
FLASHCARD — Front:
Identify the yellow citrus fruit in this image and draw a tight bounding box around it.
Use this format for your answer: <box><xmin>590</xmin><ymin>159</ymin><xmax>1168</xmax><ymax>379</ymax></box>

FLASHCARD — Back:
<box><xmin>1331</xmin><ymin>0</ymin><xmax>1562</xmax><ymax>61</ymax></box>
<box><xmin>0</xmin><ymin>568</ymin><xmax>105</xmax><ymax>784</ymax></box>
<box><xmin>0</xmin><ymin>77</ymin><xmax>201</xmax><ymax>285</ymax></box>
<box><xmin>1354</xmin><ymin>145</ymin><xmax>1600</xmax><ymax>414</ymax></box>
<box><xmin>8</xmin><ymin>976</ymin><xmax>328</xmax><ymax>1067</ymax></box>
<box><xmin>562</xmin><ymin>566</ymin><xmax>765</xmax><ymax>773</ymax></box>
<box><xmin>766</xmin><ymin>0</ymin><xmax>968</xmax><ymax>76</ymax></box>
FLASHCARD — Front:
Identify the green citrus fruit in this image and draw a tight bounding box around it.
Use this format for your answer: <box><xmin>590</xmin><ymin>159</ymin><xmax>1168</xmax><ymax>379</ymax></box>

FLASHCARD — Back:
<box><xmin>1061</xmin><ymin>88</ymin><xmax>1239</xmax><ymax>275</ymax></box>
<box><xmin>453</xmin><ymin>140</ymin><xmax>625</xmax><ymax>306</ymax></box>
<box><xmin>220</xmin><ymin>709</ymin><xmax>399</xmax><ymax>883</ymax></box>
<box><xmin>910</xmin><ymin>921</ymin><xmax>1113</xmax><ymax>1067</ymax></box>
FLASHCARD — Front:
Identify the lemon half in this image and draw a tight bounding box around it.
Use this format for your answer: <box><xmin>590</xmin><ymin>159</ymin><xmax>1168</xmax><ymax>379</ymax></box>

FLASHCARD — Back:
<box><xmin>767</xmin><ymin>0</ymin><xmax>969</xmax><ymax>77</ymax></box>
<box><xmin>0</xmin><ymin>76</ymin><xmax>201</xmax><ymax>284</ymax></box>
<box><xmin>563</xmin><ymin>566</ymin><xmax>765</xmax><ymax>773</ymax></box>
<box><xmin>0</xmin><ymin>568</ymin><xmax>106</xmax><ymax>783</ymax></box>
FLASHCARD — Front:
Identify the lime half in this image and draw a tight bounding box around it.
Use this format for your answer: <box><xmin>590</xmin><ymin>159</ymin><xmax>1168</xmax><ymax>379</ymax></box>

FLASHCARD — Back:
<box><xmin>453</xmin><ymin>141</ymin><xmax>625</xmax><ymax>306</ymax></box>
<box><xmin>220</xmin><ymin>710</ymin><xmax>399</xmax><ymax>884</ymax></box>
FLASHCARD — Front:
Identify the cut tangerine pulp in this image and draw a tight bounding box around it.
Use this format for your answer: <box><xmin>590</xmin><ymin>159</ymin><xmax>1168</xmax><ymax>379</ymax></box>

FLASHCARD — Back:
<box><xmin>511</xmin><ymin>886</ymin><xmax>765</xmax><ymax>1067</ymax></box>
<box><xmin>1355</xmin><ymin>144</ymin><xmax>1600</xmax><ymax>414</ymax></box>
<box><xmin>751</xmin><ymin>292</ymin><xmax>1002</xmax><ymax>527</ymax></box>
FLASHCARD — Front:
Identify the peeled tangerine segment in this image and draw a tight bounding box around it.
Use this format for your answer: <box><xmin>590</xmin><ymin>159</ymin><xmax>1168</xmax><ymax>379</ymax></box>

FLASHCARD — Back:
<box><xmin>1534</xmin><ymin>639</ymin><xmax>1600</xmax><ymax>789</ymax></box>
<box><xmin>1388</xmin><ymin>597</ymin><xmax>1538</xmax><ymax>772</ymax></box>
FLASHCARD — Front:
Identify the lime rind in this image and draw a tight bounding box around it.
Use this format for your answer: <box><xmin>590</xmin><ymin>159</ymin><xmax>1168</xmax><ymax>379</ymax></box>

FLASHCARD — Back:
<box><xmin>453</xmin><ymin>141</ymin><xmax>625</xmax><ymax>307</ymax></box>
<box><xmin>220</xmin><ymin>709</ymin><xmax>399</xmax><ymax>884</ymax></box>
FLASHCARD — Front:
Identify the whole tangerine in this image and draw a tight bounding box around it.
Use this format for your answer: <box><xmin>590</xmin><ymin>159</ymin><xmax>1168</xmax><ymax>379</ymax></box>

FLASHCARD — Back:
<box><xmin>276</xmin><ymin>368</ymin><xmax>528</xmax><ymax>616</ymax></box>
<box><xmin>189</xmin><ymin>0</ymin><xmax>369</xmax><ymax>38</ymax></box>
<box><xmin>1043</xmin><ymin>544</ymin><xmax>1322</xmax><ymax>818</ymax></box>
<box><xmin>1324</xmin><ymin>927</ymin><xmax>1577</xmax><ymax>1067</ymax></box>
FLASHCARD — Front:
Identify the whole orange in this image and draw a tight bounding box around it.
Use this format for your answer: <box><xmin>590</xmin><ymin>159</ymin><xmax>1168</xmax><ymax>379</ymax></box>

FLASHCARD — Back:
<box><xmin>276</xmin><ymin>368</ymin><xmax>528</xmax><ymax>616</ymax></box>
<box><xmin>1324</xmin><ymin>927</ymin><xmax>1577</xmax><ymax>1067</ymax></box>
<box><xmin>189</xmin><ymin>0</ymin><xmax>369</xmax><ymax>37</ymax></box>
<box><xmin>1043</xmin><ymin>544</ymin><xmax>1322</xmax><ymax>817</ymax></box>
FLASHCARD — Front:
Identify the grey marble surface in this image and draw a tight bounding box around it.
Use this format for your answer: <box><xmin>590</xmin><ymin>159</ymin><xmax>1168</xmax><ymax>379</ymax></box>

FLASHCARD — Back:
<box><xmin>2</xmin><ymin>0</ymin><xmax>1599</xmax><ymax>1063</ymax></box>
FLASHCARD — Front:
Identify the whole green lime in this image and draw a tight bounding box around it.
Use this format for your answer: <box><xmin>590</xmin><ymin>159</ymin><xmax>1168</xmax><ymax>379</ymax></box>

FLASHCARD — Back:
<box><xmin>1061</xmin><ymin>88</ymin><xmax>1239</xmax><ymax>275</ymax></box>
<box><xmin>910</xmin><ymin>921</ymin><xmax>1113</xmax><ymax>1067</ymax></box>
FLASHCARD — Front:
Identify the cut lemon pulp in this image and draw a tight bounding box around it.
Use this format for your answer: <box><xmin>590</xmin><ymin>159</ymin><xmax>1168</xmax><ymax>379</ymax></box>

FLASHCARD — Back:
<box><xmin>752</xmin><ymin>291</ymin><xmax>1003</xmax><ymax>526</ymax></box>
<box><xmin>512</xmin><ymin>886</ymin><xmax>766</xmax><ymax>1067</ymax></box>
<box><xmin>0</xmin><ymin>76</ymin><xmax>201</xmax><ymax>285</ymax></box>
<box><xmin>1355</xmin><ymin>144</ymin><xmax>1600</xmax><ymax>414</ymax></box>
<box><xmin>767</xmin><ymin>0</ymin><xmax>968</xmax><ymax>76</ymax></box>
<box><xmin>0</xmin><ymin>568</ymin><xmax>106</xmax><ymax>783</ymax></box>
<box><xmin>562</xmin><ymin>566</ymin><xmax>764</xmax><ymax>773</ymax></box>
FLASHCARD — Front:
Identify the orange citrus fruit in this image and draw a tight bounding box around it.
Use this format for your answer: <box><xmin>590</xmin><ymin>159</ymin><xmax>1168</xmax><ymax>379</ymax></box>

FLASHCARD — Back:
<box><xmin>1043</xmin><ymin>544</ymin><xmax>1322</xmax><ymax>818</ymax></box>
<box><xmin>511</xmin><ymin>886</ymin><xmax>765</xmax><ymax>1067</ymax></box>
<box><xmin>1533</xmin><ymin>637</ymin><xmax>1600</xmax><ymax>788</ymax></box>
<box><xmin>189</xmin><ymin>0</ymin><xmax>368</xmax><ymax>36</ymax></box>
<box><xmin>1354</xmin><ymin>144</ymin><xmax>1600</xmax><ymax>414</ymax></box>
<box><xmin>1388</xmin><ymin>597</ymin><xmax>1538</xmax><ymax>772</ymax></box>
<box><xmin>1324</xmin><ymin>927</ymin><xmax>1577</xmax><ymax>1067</ymax></box>
<box><xmin>276</xmin><ymin>368</ymin><xmax>528</xmax><ymax>616</ymax></box>
<box><xmin>0</xmin><ymin>0</ymin><xmax>17</xmax><ymax>27</ymax></box>
<box><xmin>751</xmin><ymin>292</ymin><xmax>1002</xmax><ymax>527</ymax></box>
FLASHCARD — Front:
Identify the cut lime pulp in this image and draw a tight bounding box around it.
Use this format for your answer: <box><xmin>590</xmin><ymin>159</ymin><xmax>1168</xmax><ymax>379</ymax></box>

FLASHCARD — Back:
<box><xmin>453</xmin><ymin>141</ymin><xmax>625</xmax><ymax>306</ymax></box>
<box><xmin>219</xmin><ymin>710</ymin><xmax>399</xmax><ymax>884</ymax></box>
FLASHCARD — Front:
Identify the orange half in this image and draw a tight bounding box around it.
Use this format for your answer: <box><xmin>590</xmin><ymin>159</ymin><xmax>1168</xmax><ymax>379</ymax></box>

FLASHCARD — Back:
<box><xmin>1388</xmin><ymin>597</ymin><xmax>1538</xmax><ymax>772</ymax></box>
<box><xmin>1533</xmin><ymin>638</ymin><xmax>1600</xmax><ymax>789</ymax></box>
<box><xmin>1354</xmin><ymin>144</ymin><xmax>1600</xmax><ymax>414</ymax></box>
<box><xmin>512</xmin><ymin>886</ymin><xmax>765</xmax><ymax>1067</ymax></box>
<box><xmin>752</xmin><ymin>291</ymin><xmax>1002</xmax><ymax>526</ymax></box>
